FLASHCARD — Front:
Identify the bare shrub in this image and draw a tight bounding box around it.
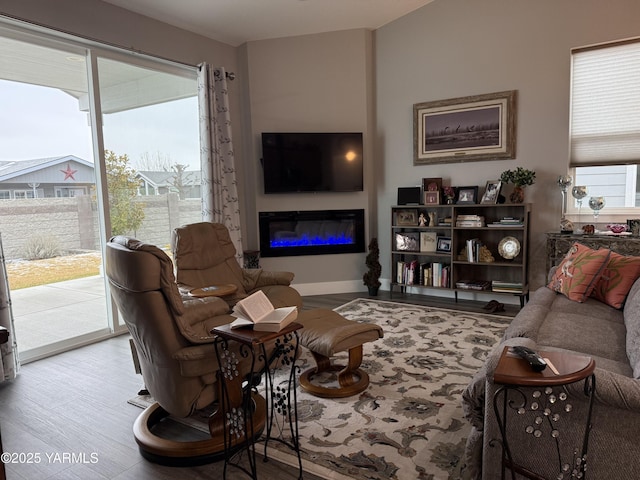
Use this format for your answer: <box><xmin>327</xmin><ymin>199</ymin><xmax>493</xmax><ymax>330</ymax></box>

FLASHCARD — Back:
<box><xmin>22</xmin><ymin>234</ymin><xmax>61</xmax><ymax>260</ymax></box>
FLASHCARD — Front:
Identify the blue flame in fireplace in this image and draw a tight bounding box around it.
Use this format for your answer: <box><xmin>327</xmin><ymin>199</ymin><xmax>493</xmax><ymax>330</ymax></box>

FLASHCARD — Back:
<box><xmin>270</xmin><ymin>233</ymin><xmax>354</xmax><ymax>248</ymax></box>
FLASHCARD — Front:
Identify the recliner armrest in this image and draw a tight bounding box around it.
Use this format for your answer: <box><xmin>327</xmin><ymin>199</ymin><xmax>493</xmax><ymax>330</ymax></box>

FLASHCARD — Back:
<box><xmin>242</xmin><ymin>268</ymin><xmax>294</xmax><ymax>290</ymax></box>
<box><xmin>174</xmin><ymin>297</ymin><xmax>232</xmax><ymax>344</ymax></box>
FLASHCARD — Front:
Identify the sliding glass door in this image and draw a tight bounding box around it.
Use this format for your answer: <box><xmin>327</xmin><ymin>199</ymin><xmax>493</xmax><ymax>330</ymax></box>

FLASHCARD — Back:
<box><xmin>95</xmin><ymin>55</ymin><xmax>201</xmax><ymax>327</ymax></box>
<box><xmin>0</xmin><ymin>25</ymin><xmax>201</xmax><ymax>360</ymax></box>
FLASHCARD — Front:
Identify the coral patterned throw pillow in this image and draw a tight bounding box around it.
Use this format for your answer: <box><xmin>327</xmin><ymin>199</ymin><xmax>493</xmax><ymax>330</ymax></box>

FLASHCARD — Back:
<box><xmin>591</xmin><ymin>251</ymin><xmax>640</xmax><ymax>309</ymax></box>
<box><xmin>547</xmin><ymin>243</ymin><xmax>610</xmax><ymax>302</ymax></box>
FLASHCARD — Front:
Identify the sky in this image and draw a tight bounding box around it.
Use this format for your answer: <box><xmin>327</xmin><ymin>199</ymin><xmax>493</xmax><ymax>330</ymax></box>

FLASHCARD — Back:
<box><xmin>0</xmin><ymin>80</ymin><xmax>201</xmax><ymax>171</ymax></box>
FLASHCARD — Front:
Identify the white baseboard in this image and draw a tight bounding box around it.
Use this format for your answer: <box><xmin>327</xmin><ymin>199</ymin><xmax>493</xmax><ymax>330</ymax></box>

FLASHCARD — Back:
<box><xmin>292</xmin><ymin>279</ymin><xmax>367</xmax><ymax>296</ymax></box>
<box><xmin>294</xmin><ymin>278</ymin><xmax>520</xmax><ymax>306</ymax></box>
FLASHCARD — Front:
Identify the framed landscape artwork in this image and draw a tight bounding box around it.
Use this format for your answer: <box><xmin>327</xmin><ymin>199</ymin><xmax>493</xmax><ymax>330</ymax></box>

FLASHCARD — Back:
<box><xmin>413</xmin><ymin>90</ymin><xmax>517</xmax><ymax>165</ymax></box>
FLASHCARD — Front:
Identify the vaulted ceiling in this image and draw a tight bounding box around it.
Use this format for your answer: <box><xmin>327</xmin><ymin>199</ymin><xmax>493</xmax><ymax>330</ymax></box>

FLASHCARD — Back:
<box><xmin>101</xmin><ymin>0</ymin><xmax>435</xmax><ymax>46</ymax></box>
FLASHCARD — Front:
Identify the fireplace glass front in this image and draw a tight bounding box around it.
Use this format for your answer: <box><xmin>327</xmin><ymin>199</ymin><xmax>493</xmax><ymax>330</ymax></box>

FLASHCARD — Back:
<box><xmin>259</xmin><ymin>209</ymin><xmax>365</xmax><ymax>257</ymax></box>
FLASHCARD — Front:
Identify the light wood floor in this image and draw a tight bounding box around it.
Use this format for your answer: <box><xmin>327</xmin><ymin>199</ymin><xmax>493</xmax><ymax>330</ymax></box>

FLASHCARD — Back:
<box><xmin>0</xmin><ymin>291</ymin><xmax>516</xmax><ymax>479</ymax></box>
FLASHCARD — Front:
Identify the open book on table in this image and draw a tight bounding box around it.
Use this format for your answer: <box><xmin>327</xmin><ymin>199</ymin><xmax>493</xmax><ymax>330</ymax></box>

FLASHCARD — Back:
<box><xmin>230</xmin><ymin>290</ymin><xmax>298</xmax><ymax>332</ymax></box>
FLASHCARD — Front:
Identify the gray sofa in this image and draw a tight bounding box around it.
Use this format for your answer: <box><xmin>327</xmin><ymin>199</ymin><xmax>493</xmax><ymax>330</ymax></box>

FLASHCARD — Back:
<box><xmin>462</xmin><ymin>275</ymin><xmax>640</xmax><ymax>479</ymax></box>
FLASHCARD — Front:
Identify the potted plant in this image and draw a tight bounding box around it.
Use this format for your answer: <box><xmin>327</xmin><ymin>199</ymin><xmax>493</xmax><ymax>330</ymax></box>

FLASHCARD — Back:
<box><xmin>500</xmin><ymin>167</ymin><xmax>536</xmax><ymax>203</ymax></box>
<box><xmin>363</xmin><ymin>238</ymin><xmax>382</xmax><ymax>296</ymax></box>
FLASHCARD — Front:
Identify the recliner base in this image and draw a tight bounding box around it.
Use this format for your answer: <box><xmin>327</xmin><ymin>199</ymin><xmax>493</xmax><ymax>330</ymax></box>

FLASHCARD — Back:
<box><xmin>133</xmin><ymin>400</ymin><xmax>265</xmax><ymax>467</ymax></box>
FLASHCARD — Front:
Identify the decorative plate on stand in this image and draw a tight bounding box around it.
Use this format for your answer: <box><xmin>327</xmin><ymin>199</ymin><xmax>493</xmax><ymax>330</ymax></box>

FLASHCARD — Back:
<box><xmin>498</xmin><ymin>236</ymin><xmax>520</xmax><ymax>260</ymax></box>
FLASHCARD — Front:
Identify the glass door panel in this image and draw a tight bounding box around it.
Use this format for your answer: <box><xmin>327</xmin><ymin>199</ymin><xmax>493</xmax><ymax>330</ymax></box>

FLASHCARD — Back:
<box><xmin>96</xmin><ymin>57</ymin><xmax>201</xmax><ymax>327</ymax></box>
<box><xmin>0</xmin><ymin>36</ymin><xmax>109</xmax><ymax>362</ymax></box>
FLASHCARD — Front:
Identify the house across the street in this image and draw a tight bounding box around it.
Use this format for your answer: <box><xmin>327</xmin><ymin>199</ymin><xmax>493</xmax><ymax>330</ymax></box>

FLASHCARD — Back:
<box><xmin>0</xmin><ymin>155</ymin><xmax>201</xmax><ymax>199</ymax></box>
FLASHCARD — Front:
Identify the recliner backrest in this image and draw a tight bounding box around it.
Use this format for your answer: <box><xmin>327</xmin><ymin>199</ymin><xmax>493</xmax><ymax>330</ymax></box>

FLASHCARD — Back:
<box><xmin>105</xmin><ymin>237</ymin><xmax>211</xmax><ymax>417</ymax></box>
<box><xmin>172</xmin><ymin>222</ymin><xmax>248</xmax><ymax>296</ymax></box>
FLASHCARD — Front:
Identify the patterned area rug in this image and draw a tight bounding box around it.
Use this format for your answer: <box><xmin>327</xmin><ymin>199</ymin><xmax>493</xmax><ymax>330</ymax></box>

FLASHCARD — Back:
<box><xmin>129</xmin><ymin>298</ymin><xmax>510</xmax><ymax>479</ymax></box>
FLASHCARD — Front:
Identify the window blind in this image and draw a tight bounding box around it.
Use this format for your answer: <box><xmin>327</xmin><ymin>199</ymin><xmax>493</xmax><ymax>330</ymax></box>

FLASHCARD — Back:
<box><xmin>571</xmin><ymin>39</ymin><xmax>640</xmax><ymax>166</ymax></box>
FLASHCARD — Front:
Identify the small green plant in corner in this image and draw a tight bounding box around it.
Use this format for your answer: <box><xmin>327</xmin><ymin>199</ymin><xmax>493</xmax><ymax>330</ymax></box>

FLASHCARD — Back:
<box><xmin>363</xmin><ymin>238</ymin><xmax>382</xmax><ymax>296</ymax></box>
<box><xmin>500</xmin><ymin>167</ymin><xmax>536</xmax><ymax>203</ymax></box>
<box><xmin>499</xmin><ymin>167</ymin><xmax>536</xmax><ymax>187</ymax></box>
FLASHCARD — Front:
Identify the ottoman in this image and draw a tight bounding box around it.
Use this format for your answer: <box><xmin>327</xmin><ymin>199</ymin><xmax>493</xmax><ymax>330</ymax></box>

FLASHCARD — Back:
<box><xmin>297</xmin><ymin>308</ymin><xmax>383</xmax><ymax>398</ymax></box>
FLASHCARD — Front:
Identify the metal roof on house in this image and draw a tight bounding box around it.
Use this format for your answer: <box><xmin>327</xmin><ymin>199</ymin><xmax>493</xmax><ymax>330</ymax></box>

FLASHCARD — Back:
<box><xmin>137</xmin><ymin>170</ymin><xmax>201</xmax><ymax>187</ymax></box>
<box><xmin>0</xmin><ymin>155</ymin><xmax>94</xmax><ymax>182</ymax></box>
<box><xmin>0</xmin><ymin>156</ymin><xmax>201</xmax><ymax>186</ymax></box>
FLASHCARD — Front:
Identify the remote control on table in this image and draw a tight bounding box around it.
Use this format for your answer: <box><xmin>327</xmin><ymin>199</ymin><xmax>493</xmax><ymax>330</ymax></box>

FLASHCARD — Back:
<box><xmin>511</xmin><ymin>346</ymin><xmax>547</xmax><ymax>372</ymax></box>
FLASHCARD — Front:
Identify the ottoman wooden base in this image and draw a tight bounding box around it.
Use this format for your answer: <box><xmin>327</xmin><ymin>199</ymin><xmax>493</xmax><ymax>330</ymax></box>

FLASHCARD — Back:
<box><xmin>297</xmin><ymin>309</ymin><xmax>383</xmax><ymax>398</ymax></box>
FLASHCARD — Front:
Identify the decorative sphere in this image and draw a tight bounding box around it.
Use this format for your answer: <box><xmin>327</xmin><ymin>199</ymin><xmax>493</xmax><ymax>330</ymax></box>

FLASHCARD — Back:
<box><xmin>572</xmin><ymin>186</ymin><xmax>588</xmax><ymax>200</ymax></box>
<box><xmin>557</xmin><ymin>175</ymin><xmax>573</xmax><ymax>191</ymax></box>
<box><xmin>588</xmin><ymin>196</ymin><xmax>605</xmax><ymax>211</ymax></box>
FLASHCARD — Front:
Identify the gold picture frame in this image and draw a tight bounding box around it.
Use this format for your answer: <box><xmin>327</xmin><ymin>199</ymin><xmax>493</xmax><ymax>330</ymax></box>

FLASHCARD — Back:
<box><xmin>424</xmin><ymin>190</ymin><xmax>441</xmax><ymax>205</ymax></box>
<box><xmin>413</xmin><ymin>90</ymin><xmax>517</xmax><ymax>165</ymax></box>
<box><xmin>395</xmin><ymin>209</ymin><xmax>418</xmax><ymax>226</ymax></box>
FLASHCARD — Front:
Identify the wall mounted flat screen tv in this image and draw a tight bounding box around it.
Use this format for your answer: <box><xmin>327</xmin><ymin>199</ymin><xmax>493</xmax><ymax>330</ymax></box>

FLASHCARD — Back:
<box><xmin>261</xmin><ymin>132</ymin><xmax>363</xmax><ymax>193</ymax></box>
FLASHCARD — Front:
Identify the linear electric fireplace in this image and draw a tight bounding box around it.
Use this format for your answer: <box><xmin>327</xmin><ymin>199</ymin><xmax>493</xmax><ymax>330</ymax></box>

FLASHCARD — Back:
<box><xmin>259</xmin><ymin>209</ymin><xmax>365</xmax><ymax>257</ymax></box>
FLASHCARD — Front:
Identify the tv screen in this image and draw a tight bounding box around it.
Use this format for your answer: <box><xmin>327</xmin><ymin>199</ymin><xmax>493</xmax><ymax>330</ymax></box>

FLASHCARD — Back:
<box><xmin>261</xmin><ymin>132</ymin><xmax>363</xmax><ymax>193</ymax></box>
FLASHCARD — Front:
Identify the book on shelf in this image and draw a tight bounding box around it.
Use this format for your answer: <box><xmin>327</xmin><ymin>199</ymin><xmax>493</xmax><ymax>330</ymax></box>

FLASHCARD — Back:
<box><xmin>230</xmin><ymin>290</ymin><xmax>298</xmax><ymax>332</ymax></box>
<box><xmin>456</xmin><ymin>216</ymin><xmax>485</xmax><ymax>227</ymax></box>
<box><xmin>491</xmin><ymin>280</ymin><xmax>524</xmax><ymax>293</ymax></box>
<box><xmin>488</xmin><ymin>217</ymin><xmax>524</xmax><ymax>227</ymax></box>
<box><xmin>397</xmin><ymin>261</ymin><xmax>406</xmax><ymax>283</ymax></box>
<box><xmin>456</xmin><ymin>279</ymin><xmax>491</xmax><ymax>290</ymax></box>
<box><xmin>406</xmin><ymin>260</ymin><xmax>419</xmax><ymax>285</ymax></box>
<box><xmin>420</xmin><ymin>231</ymin><xmax>437</xmax><ymax>252</ymax></box>
<box><xmin>465</xmin><ymin>238</ymin><xmax>483</xmax><ymax>262</ymax></box>
<box><xmin>420</xmin><ymin>262</ymin><xmax>431</xmax><ymax>286</ymax></box>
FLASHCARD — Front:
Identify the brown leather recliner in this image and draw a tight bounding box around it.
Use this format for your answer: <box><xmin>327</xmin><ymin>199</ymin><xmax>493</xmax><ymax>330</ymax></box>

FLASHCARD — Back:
<box><xmin>105</xmin><ymin>235</ymin><xmax>254</xmax><ymax>465</ymax></box>
<box><xmin>172</xmin><ymin>222</ymin><xmax>303</xmax><ymax>309</ymax></box>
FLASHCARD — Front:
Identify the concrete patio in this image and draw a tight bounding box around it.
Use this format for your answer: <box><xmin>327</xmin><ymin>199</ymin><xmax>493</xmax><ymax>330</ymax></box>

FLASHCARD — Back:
<box><xmin>10</xmin><ymin>275</ymin><xmax>111</xmax><ymax>357</ymax></box>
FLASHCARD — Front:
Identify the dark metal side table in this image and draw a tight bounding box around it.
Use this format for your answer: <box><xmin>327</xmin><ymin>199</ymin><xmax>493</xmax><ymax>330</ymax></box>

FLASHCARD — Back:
<box><xmin>492</xmin><ymin>346</ymin><xmax>596</xmax><ymax>480</ymax></box>
<box><xmin>211</xmin><ymin>322</ymin><xmax>303</xmax><ymax>480</ymax></box>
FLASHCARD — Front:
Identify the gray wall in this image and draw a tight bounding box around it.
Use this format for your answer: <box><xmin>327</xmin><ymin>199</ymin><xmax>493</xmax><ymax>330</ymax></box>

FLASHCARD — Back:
<box><xmin>241</xmin><ymin>29</ymin><xmax>375</xmax><ymax>290</ymax></box>
<box><xmin>374</xmin><ymin>0</ymin><xmax>640</xmax><ymax>290</ymax></box>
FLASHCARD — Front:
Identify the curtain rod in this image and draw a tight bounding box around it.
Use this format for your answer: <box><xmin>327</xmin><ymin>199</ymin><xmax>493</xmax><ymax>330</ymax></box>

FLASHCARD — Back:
<box><xmin>212</xmin><ymin>69</ymin><xmax>236</xmax><ymax>81</ymax></box>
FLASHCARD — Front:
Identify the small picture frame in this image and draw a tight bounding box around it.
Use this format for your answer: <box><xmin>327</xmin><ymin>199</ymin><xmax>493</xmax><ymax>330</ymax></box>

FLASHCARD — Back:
<box><xmin>420</xmin><ymin>231</ymin><xmax>438</xmax><ymax>252</ymax></box>
<box><xmin>480</xmin><ymin>180</ymin><xmax>502</xmax><ymax>204</ymax></box>
<box><xmin>628</xmin><ymin>219</ymin><xmax>640</xmax><ymax>236</ymax></box>
<box><xmin>456</xmin><ymin>186</ymin><xmax>478</xmax><ymax>204</ymax></box>
<box><xmin>422</xmin><ymin>177</ymin><xmax>443</xmax><ymax>194</ymax></box>
<box><xmin>424</xmin><ymin>190</ymin><xmax>441</xmax><ymax>205</ymax></box>
<box><xmin>436</xmin><ymin>236</ymin><xmax>452</xmax><ymax>253</ymax></box>
<box><xmin>395</xmin><ymin>232</ymin><xmax>420</xmax><ymax>251</ymax></box>
<box><xmin>396</xmin><ymin>209</ymin><xmax>418</xmax><ymax>226</ymax></box>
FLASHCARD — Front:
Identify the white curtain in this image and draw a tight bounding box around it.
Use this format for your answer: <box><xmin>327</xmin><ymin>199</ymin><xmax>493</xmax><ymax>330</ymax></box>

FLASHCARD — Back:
<box><xmin>0</xmin><ymin>233</ymin><xmax>19</xmax><ymax>382</ymax></box>
<box><xmin>197</xmin><ymin>64</ymin><xmax>243</xmax><ymax>262</ymax></box>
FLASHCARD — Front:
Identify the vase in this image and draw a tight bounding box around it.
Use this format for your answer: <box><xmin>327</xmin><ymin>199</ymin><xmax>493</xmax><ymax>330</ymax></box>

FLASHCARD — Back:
<box><xmin>367</xmin><ymin>286</ymin><xmax>379</xmax><ymax>296</ymax></box>
<box><xmin>510</xmin><ymin>185</ymin><xmax>525</xmax><ymax>203</ymax></box>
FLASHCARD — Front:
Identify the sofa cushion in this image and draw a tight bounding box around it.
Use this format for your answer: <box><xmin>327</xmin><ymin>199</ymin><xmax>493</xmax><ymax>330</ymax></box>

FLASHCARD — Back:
<box><xmin>623</xmin><ymin>277</ymin><xmax>640</xmax><ymax>378</ymax></box>
<box><xmin>592</xmin><ymin>251</ymin><xmax>640</xmax><ymax>309</ymax></box>
<box><xmin>547</xmin><ymin>243</ymin><xmax>610</xmax><ymax>302</ymax></box>
<box><xmin>537</xmin><ymin>309</ymin><xmax>628</xmax><ymax>364</ymax></box>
